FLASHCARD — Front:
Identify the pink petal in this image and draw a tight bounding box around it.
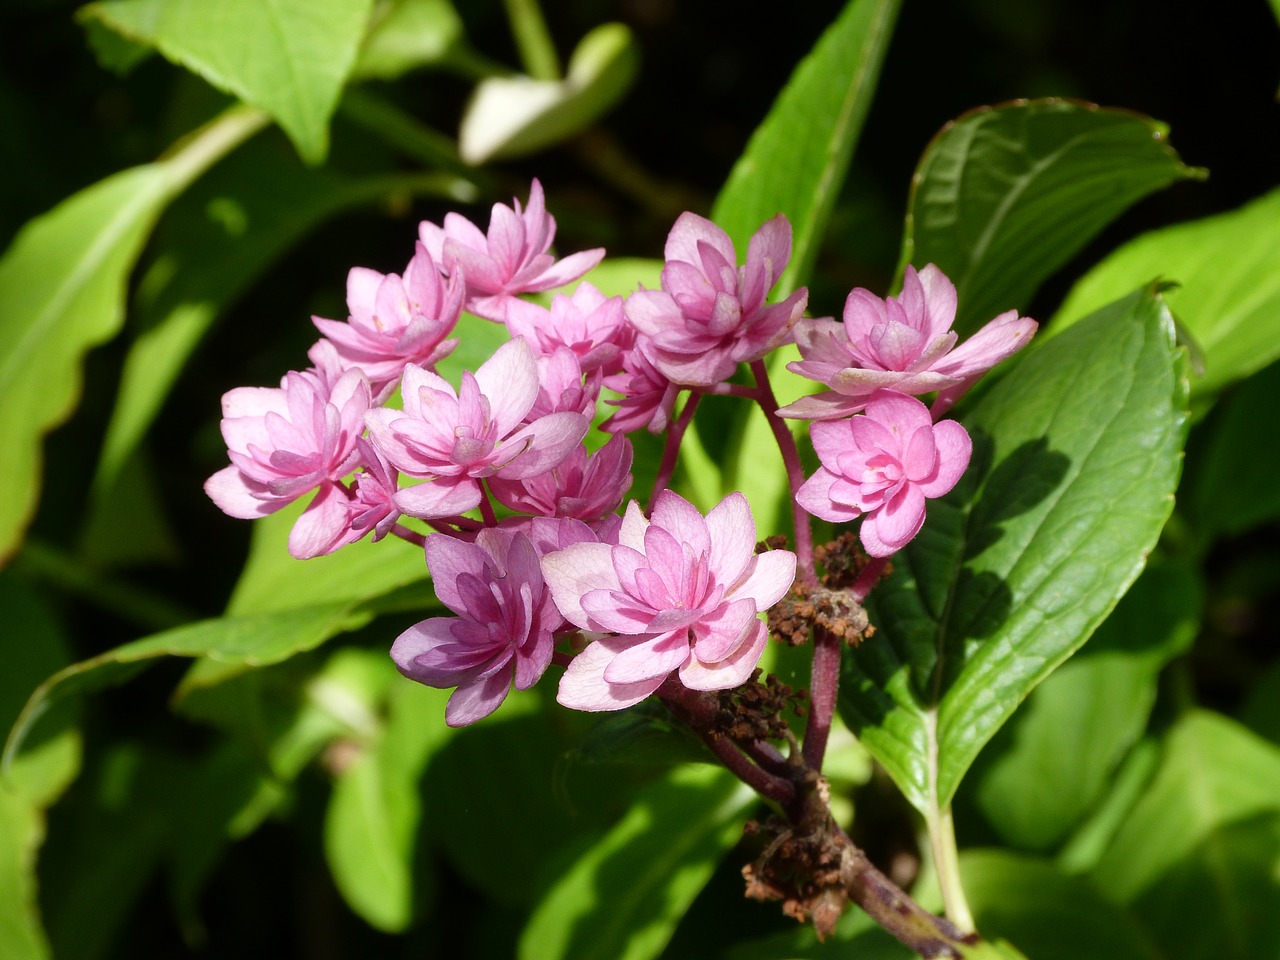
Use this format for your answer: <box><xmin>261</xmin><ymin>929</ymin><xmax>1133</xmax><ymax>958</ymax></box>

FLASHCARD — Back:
<box><xmin>691</xmin><ymin>598</ymin><xmax>758</xmax><ymax>663</ymax></box>
<box><xmin>475</xmin><ymin>337</ymin><xmax>539</xmax><ymax>435</ymax></box>
<box><xmin>725</xmin><ymin>549</ymin><xmax>796</xmax><ymax>611</ymax></box>
<box><xmin>706</xmin><ymin>492</ymin><xmax>756</xmax><ymax>583</ymax></box>
<box><xmin>868</xmin><ymin>484</ymin><xmax>927</xmax><ymax>554</ymax></box>
<box><xmin>541</xmin><ymin>542</ymin><xmax>622</xmax><ymax>629</ymax></box>
<box><xmin>394</xmin><ymin>477</ymin><xmax>481</xmax><ymax>518</ymax></box>
<box><xmin>665</xmin><ymin>212</ymin><xmax>735</xmax><ymax>270</ymax></box>
<box><xmin>423</xmin><ymin>534</ymin><xmax>491</xmax><ymax>613</ymax></box>
<box><xmin>679</xmin><ymin>619</ymin><xmax>768</xmax><ymax>691</ymax></box>
<box><xmin>288</xmin><ymin>482</ymin><xmax>358</xmax><ymax>559</ymax></box>
<box><xmin>557</xmin><ymin>636</ymin><xmax>667</xmax><ymax>711</ymax></box>
<box><xmin>445</xmin><ymin>669</ymin><xmax>512</xmax><ymax>726</ymax></box>
<box><xmin>649</xmin><ymin>490</ymin><xmax>711</xmax><ymax>557</ymax></box>
<box><xmin>916</xmin><ymin>419</ymin><xmax>972</xmax><ymax>498</ymax></box>
<box><xmin>914</xmin><ymin>264</ymin><xmax>959</xmax><ymax>341</ymax></box>
<box><xmin>796</xmin><ymin>468</ymin><xmax>862</xmax><ymax>524</ymax></box>
<box><xmin>204</xmin><ymin>465</ymin><xmax>283</xmax><ymax>519</ymax></box>
<box><xmin>602</xmin><ymin>630</ymin><xmax>690</xmax><ymax>684</ymax></box>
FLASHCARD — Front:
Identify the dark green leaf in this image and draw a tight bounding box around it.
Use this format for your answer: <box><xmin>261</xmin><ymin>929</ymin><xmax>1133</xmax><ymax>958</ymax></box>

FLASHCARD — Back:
<box><xmin>903</xmin><ymin>100</ymin><xmax>1202</xmax><ymax>335</ymax></box>
<box><xmin>971</xmin><ymin>561</ymin><xmax>1200</xmax><ymax>850</ymax></box>
<box><xmin>841</xmin><ymin>286</ymin><xmax>1188</xmax><ymax>814</ymax></box>
<box><xmin>957</xmin><ymin>850</ymin><xmax>1160</xmax><ymax>959</ymax></box>
<box><xmin>517</xmin><ymin>764</ymin><xmax>755</xmax><ymax>960</ymax></box>
<box><xmin>83</xmin><ymin>0</ymin><xmax>374</xmax><ymax>164</ymax></box>
<box><xmin>1092</xmin><ymin>711</ymin><xmax>1280</xmax><ymax>960</ymax></box>
<box><xmin>711</xmin><ymin>0</ymin><xmax>902</xmax><ymax>295</ymax></box>
<box><xmin>1052</xmin><ymin>187</ymin><xmax>1280</xmax><ymax>397</ymax></box>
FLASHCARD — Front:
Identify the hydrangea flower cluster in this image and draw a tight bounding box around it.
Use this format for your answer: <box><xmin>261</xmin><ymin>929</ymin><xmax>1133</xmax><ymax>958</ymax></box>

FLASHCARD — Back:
<box><xmin>206</xmin><ymin>180</ymin><xmax>1034</xmax><ymax>725</ymax></box>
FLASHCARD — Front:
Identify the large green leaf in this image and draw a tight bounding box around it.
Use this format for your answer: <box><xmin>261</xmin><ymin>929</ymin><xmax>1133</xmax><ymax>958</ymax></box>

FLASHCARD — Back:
<box><xmin>351</xmin><ymin>0</ymin><xmax>462</xmax><ymax>80</ymax></box>
<box><xmin>1052</xmin><ymin>187</ymin><xmax>1280</xmax><ymax>398</ymax></box>
<box><xmin>711</xmin><ymin>0</ymin><xmax>901</xmax><ymax>295</ymax></box>
<box><xmin>902</xmin><ymin>100</ymin><xmax>1202</xmax><ymax>335</ymax></box>
<box><xmin>1092</xmin><ymin>711</ymin><xmax>1280</xmax><ymax>959</ymax></box>
<box><xmin>83</xmin><ymin>0</ymin><xmax>373</xmax><ymax>164</ymax></box>
<box><xmin>518</xmin><ymin>764</ymin><xmax>755</xmax><ymax>960</ymax></box>
<box><xmin>970</xmin><ymin>560</ymin><xmax>1200</xmax><ymax>850</ymax></box>
<box><xmin>839</xmin><ymin>286</ymin><xmax>1188</xmax><ymax>815</ymax></box>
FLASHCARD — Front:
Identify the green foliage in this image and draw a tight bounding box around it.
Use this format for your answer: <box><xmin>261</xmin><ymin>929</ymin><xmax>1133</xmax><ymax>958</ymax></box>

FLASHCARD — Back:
<box><xmin>1053</xmin><ymin>187</ymin><xmax>1280</xmax><ymax>397</ymax></box>
<box><xmin>841</xmin><ymin>287</ymin><xmax>1188</xmax><ymax>814</ymax></box>
<box><xmin>82</xmin><ymin>0</ymin><xmax>373</xmax><ymax>164</ymax></box>
<box><xmin>901</xmin><ymin>100</ymin><xmax>1202</xmax><ymax>333</ymax></box>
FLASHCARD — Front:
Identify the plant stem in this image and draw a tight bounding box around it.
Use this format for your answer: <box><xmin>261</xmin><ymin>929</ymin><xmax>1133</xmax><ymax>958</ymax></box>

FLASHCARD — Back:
<box><xmin>159</xmin><ymin>102</ymin><xmax>271</xmax><ymax>198</ymax></box>
<box><xmin>503</xmin><ymin>0</ymin><xmax>561</xmax><ymax>80</ymax></box>
<box><xmin>648</xmin><ymin>391</ymin><xmax>698</xmax><ymax>508</ymax></box>
<box><xmin>927</xmin><ymin>803</ymin><xmax>975</xmax><ymax>932</ymax></box>
<box><xmin>851</xmin><ymin>556</ymin><xmax>888</xmax><ymax>602</ymax></box>
<box><xmin>747</xmin><ymin>360</ymin><xmax>814</xmax><ymax>584</ymax></box>
<box><xmin>801</xmin><ymin>627</ymin><xmax>843</xmax><ymax>770</ymax></box>
<box><xmin>392</xmin><ymin>524</ymin><xmax>427</xmax><ymax>548</ymax></box>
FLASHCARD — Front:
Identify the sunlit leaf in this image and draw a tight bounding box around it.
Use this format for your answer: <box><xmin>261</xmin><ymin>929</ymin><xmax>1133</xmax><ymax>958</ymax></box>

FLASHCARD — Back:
<box><xmin>82</xmin><ymin>0</ymin><xmax>374</xmax><ymax>164</ymax></box>
<box><xmin>970</xmin><ymin>561</ymin><xmax>1200</xmax><ymax>850</ymax></box>
<box><xmin>840</xmin><ymin>286</ymin><xmax>1188</xmax><ymax>814</ymax></box>
<box><xmin>1093</xmin><ymin>711</ymin><xmax>1280</xmax><ymax>959</ymax></box>
<box><xmin>351</xmin><ymin>0</ymin><xmax>463</xmax><ymax>80</ymax></box>
<box><xmin>518</xmin><ymin>764</ymin><xmax>755</xmax><ymax>960</ymax></box>
<box><xmin>902</xmin><ymin>100</ymin><xmax>1202</xmax><ymax>335</ymax></box>
<box><xmin>0</xmin><ymin>166</ymin><xmax>169</xmax><ymax>564</ymax></box>
<box><xmin>1053</xmin><ymin>187</ymin><xmax>1280</xmax><ymax>398</ymax></box>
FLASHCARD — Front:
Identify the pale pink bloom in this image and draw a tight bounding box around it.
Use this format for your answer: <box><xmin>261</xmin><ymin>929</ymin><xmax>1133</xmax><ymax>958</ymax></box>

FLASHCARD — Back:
<box><xmin>310</xmin><ymin>243</ymin><xmax>463</xmax><ymax>399</ymax></box>
<box><xmin>541</xmin><ymin>491</ymin><xmax>796</xmax><ymax>711</ymax></box>
<box><xmin>525</xmin><ymin>347</ymin><xmax>602</xmax><ymax>423</ymax></box>
<box><xmin>205</xmin><ymin>367</ymin><xmax>370</xmax><ymax>520</ymax></box>
<box><xmin>600</xmin><ymin>337</ymin><xmax>679</xmax><ymax>435</ymax></box>
<box><xmin>392</xmin><ymin>529</ymin><xmax>562</xmax><ymax>725</ymax></box>
<box><xmin>503</xmin><ymin>281</ymin><xmax>630</xmax><ymax>375</ymax></box>
<box><xmin>419</xmin><ymin>179</ymin><xmax>604</xmax><ymax>321</ymax></box>
<box><xmin>624</xmin><ymin>213</ymin><xmax>807</xmax><ymax>387</ymax></box>
<box><xmin>363</xmin><ymin>338</ymin><xmax>589</xmax><ymax>519</ymax></box>
<box><xmin>490</xmin><ymin>435</ymin><xmax>633</xmax><ymax>524</ymax></box>
<box><xmin>796</xmin><ymin>390</ymin><xmax>972</xmax><ymax>557</ymax></box>
<box><xmin>780</xmin><ymin>264</ymin><xmax>1037</xmax><ymax>420</ymax></box>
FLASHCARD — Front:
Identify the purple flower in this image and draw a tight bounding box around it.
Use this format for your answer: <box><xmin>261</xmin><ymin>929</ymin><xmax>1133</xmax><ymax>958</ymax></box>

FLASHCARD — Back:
<box><xmin>503</xmin><ymin>281</ymin><xmax>631</xmax><ymax>375</ymax></box>
<box><xmin>363</xmin><ymin>338</ymin><xmax>590</xmax><ymax>519</ymax></box>
<box><xmin>624</xmin><ymin>213</ymin><xmax>807</xmax><ymax>387</ymax></box>
<box><xmin>796</xmin><ymin>390</ymin><xmax>972</xmax><ymax>557</ymax></box>
<box><xmin>310</xmin><ymin>243</ymin><xmax>463</xmax><ymax>398</ymax></box>
<box><xmin>205</xmin><ymin>365</ymin><xmax>370</xmax><ymax>527</ymax></box>
<box><xmin>391</xmin><ymin>529</ymin><xmax>563</xmax><ymax>725</ymax></box>
<box><xmin>418</xmin><ymin>179</ymin><xmax>605</xmax><ymax>321</ymax></box>
<box><xmin>541</xmin><ymin>491</ymin><xmax>797</xmax><ymax>711</ymax></box>
<box><xmin>780</xmin><ymin>264</ymin><xmax>1037</xmax><ymax>420</ymax></box>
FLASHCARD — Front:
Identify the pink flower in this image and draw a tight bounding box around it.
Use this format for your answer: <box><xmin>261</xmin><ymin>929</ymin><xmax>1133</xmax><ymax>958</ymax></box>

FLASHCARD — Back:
<box><xmin>419</xmin><ymin>179</ymin><xmax>605</xmax><ymax>321</ymax></box>
<box><xmin>310</xmin><ymin>243</ymin><xmax>463</xmax><ymax>398</ymax></box>
<box><xmin>345</xmin><ymin>437</ymin><xmax>402</xmax><ymax>543</ymax></box>
<box><xmin>624</xmin><ymin>213</ymin><xmax>807</xmax><ymax>386</ymax></box>
<box><xmin>525</xmin><ymin>347</ymin><xmax>602</xmax><ymax>423</ymax></box>
<box><xmin>796</xmin><ymin>390</ymin><xmax>972</xmax><ymax>557</ymax></box>
<box><xmin>363</xmin><ymin>338</ymin><xmax>589</xmax><ymax>519</ymax></box>
<box><xmin>205</xmin><ymin>367</ymin><xmax>369</xmax><ymax>517</ymax></box>
<box><xmin>391</xmin><ymin>529</ymin><xmax>563</xmax><ymax>725</ymax></box>
<box><xmin>780</xmin><ymin>264</ymin><xmax>1037</xmax><ymax>420</ymax></box>
<box><xmin>490</xmin><ymin>435</ymin><xmax>633</xmax><ymax>524</ymax></box>
<box><xmin>600</xmin><ymin>338</ymin><xmax>679</xmax><ymax>435</ymax></box>
<box><xmin>541</xmin><ymin>491</ymin><xmax>796</xmax><ymax>711</ymax></box>
<box><xmin>503</xmin><ymin>281</ymin><xmax>630</xmax><ymax>375</ymax></box>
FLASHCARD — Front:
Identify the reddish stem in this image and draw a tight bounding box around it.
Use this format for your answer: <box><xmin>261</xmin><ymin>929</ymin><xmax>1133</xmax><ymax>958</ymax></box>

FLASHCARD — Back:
<box><xmin>390</xmin><ymin>524</ymin><xmax>427</xmax><ymax>548</ymax></box>
<box><xmin>648</xmin><ymin>391</ymin><xmax>699</xmax><ymax>508</ymax></box>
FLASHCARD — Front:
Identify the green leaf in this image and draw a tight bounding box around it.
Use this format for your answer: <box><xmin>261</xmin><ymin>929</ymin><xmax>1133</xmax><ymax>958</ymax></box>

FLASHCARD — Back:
<box><xmin>840</xmin><ymin>286</ymin><xmax>1188</xmax><ymax>815</ymax></box>
<box><xmin>0</xmin><ymin>789</ymin><xmax>50</xmax><ymax>960</ymax></box>
<box><xmin>324</xmin><ymin>674</ymin><xmax>450</xmax><ymax>932</ymax></box>
<box><xmin>458</xmin><ymin>23</ymin><xmax>639</xmax><ymax>164</ymax></box>
<box><xmin>83</xmin><ymin>0</ymin><xmax>374</xmax><ymax>164</ymax></box>
<box><xmin>957</xmin><ymin>850</ymin><xmax>1160</xmax><ymax>960</ymax></box>
<box><xmin>711</xmin><ymin>0</ymin><xmax>902</xmax><ymax>295</ymax></box>
<box><xmin>902</xmin><ymin>100</ymin><xmax>1202</xmax><ymax>335</ymax></box>
<box><xmin>1052</xmin><ymin>188</ymin><xmax>1280</xmax><ymax>398</ymax></box>
<box><xmin>970</xmin><ymin>561</ymin><xmax>1200</xmax><ymax>850</ymax></box>
<box><xmin>0</xmin><ymin>166</ymin><xmax>169</xmax><ymax>564</ymax></box>
<box><xmin>0</xmin><ymin>105</ymin><xmax>266</xmax><ymax>565</ymax></box>
<box><xmin>517</xmin><ymin>764</ymin><xmax>755</xmax><ymax>960</ymax></box>
<box><xmin>1092</xmin><ymin>711</ymin><xmax>1280</xmax><ymax>959</ymax></box>
<box><xmin>351</xmin><ymin>0</ymin><xmax>463</xmax><ymax>80</ymax></box>
<box><xmin>225</xmin><ymin>497</ymin><xmax>425</xmax><ymax>617</ymax></box>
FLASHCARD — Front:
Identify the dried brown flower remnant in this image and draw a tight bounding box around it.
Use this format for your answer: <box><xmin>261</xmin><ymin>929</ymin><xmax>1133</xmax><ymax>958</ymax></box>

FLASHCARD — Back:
<box><xmin>714</xmin><ymin>671</ymin><xmax>807</xmax><ymax>742</ymax></box>
<box><xmin>743</xmin><ymin>813</ymin><xmax>848</xmax><ymax>940</ymax></box>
